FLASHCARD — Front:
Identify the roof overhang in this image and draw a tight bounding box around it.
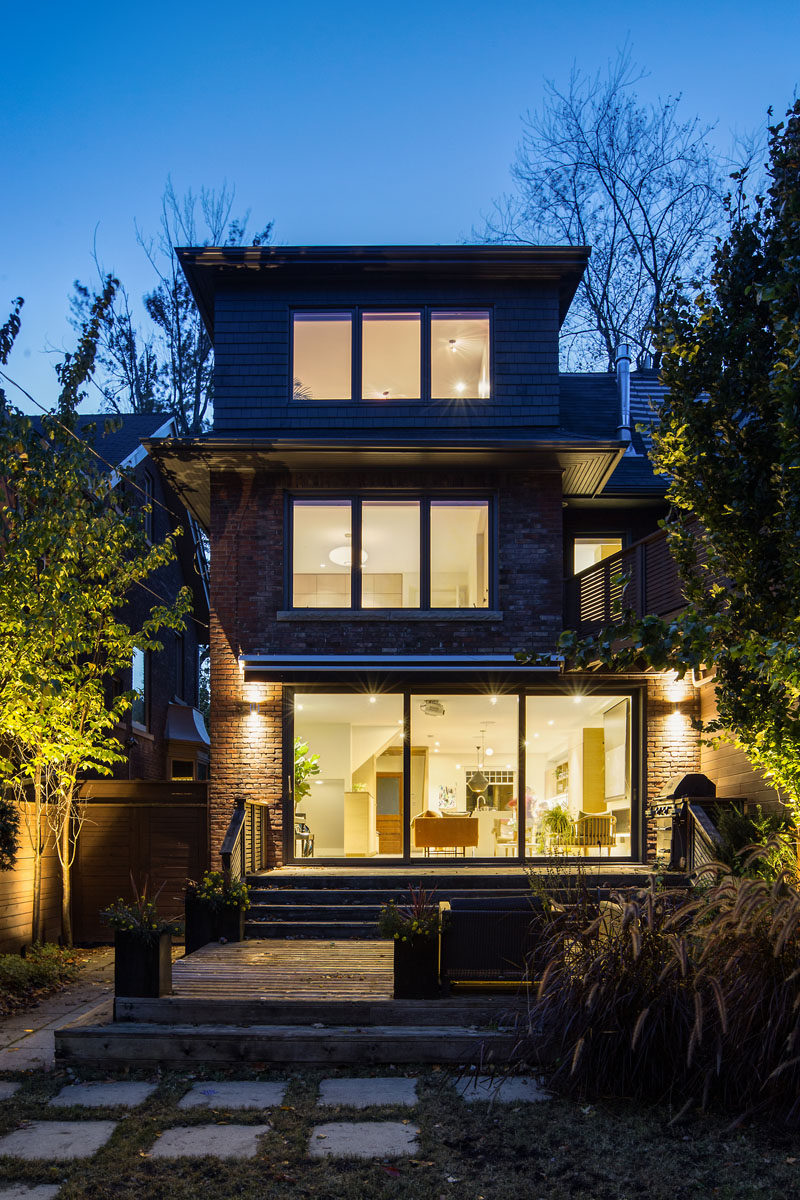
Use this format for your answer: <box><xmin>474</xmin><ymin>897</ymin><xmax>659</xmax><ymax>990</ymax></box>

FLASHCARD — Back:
<box><xmin>176</xmin><ymin>244</ymin><xmax>591</xmax><ymax>335</ymax></box>
<box><xmin>146</xmin><ymin>437</ymin><xmax>626</xmax><ymax>531</ymax></box>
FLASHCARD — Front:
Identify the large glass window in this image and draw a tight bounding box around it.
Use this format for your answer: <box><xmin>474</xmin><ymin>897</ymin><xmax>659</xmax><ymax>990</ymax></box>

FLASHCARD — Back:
<box><xmin>293</xmin><ymin>312</ymin><xmax>352</xmax><ymax>400</ymax></box>
<box><xmin>292</xmin><ymin>500</ymin><xmax>352</xmax><ymax>608</ymax></box>
<box><xmin>293</xmin><ymin>693</ymin><xmax>404</xmax><ymax>858</ymax></box>
<box><xmin>361</xmin><ymin>312</ymin><xmax>421</xmax><ymax>400</ymax></box>
<box><xmin>430</xmin><ymin>501</ymin><xmax>489</xmax><ymax>608</ymax></box>
<box><xmin>525</xmin><ymin>695</ymin><xmax>631</xmax><ymax>858</ymax></box>
<box><xmin>289</xmin><ymin>496</ymin><xmax>492</xmax><ymax>610</ymax></box>
<box><xmin>431</xmin><ymin>311</ymin><xmax>490</xmax><ymax>399</ymax></box>
<box><xmin>131</xmin><ymin>648</ymin><xmax>147</xmax><ymax>727</ymax></box>
<box><xmin>410</xmin><ymin>693</ymin><xmax>518</xmax><ymax>858</ymax></box>
<box><xmin>362</xmin><ymin>501</ymin><xmax>420</xmax><ymax>608</ymax></box>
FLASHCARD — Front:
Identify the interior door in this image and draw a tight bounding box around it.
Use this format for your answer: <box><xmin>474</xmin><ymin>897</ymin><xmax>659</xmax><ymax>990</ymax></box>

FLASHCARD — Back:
<box><xmin>375</xmin><ymin>773</ymin><xmax>402</xmax><ymax>855</ymax></box>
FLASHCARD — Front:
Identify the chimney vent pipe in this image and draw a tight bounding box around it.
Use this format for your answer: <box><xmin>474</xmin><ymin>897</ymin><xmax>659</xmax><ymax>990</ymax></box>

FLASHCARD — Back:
<box><xmin>615</xmin><ymin>342</ymin><xmax>632</xmax><ymax>448</ymax></box>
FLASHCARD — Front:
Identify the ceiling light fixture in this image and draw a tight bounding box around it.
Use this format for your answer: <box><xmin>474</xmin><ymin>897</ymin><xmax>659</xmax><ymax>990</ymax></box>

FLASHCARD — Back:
<box><xmin>329</xmin><ymin>533</ymin><xmax>367</xmax><ymax>567</ymax></box>
<box><xmin>449</xmin><ymin>338</ymin><xmax>457</xmax><ymax>353</ymax></box>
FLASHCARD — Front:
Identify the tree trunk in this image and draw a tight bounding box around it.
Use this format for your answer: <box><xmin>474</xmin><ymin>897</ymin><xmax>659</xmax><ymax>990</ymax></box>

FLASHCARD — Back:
<box><xmin>31</xmin><ymin>765</ymin><xmax>44</xmax><ymax>945</ymax></box>
<box><xmin>60</xmin><ymin>813</ymin><xmax>72</xmax><ymax>947</ymax></box>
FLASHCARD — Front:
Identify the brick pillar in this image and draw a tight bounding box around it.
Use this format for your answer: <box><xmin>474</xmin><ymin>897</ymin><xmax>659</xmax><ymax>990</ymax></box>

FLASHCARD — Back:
<box><xmin>643</xmin><ymin>673</ymin><xmax>701</xmax><ymax>863</ymax></box>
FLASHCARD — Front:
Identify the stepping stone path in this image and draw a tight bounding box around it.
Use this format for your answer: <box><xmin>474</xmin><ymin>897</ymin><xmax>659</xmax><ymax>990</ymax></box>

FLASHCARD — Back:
<box><xmin>309</xmin><ymin>1121</ymin><xmax>420</xmax><ymax>1159</ymax></box>
<box><xmin>318</xmin><ymin>1076</ymin><xmax>418</xmax><ymax>1108</ymax></box>
<box><xmin>147</xmin><ymin>1123</ymin><xmax>271</xmax><ymax>1160</ymax></box>
<box><xmin>178</xmin><ymin>1080</ymin><xmax>287</xmax><ymax>1109</ymax></box>
<box><xmin>0</xmin><ymin>1187</ymin><xmax>61</xmax><ymax>1199</ymax></box>
<box><xmin>0</xmin><ymin>1082</ymin><xmax>21</xmax><ymax>1102</ymax></box>
<box><xmin>49</xmin><ymin>1081</ymin><xmax>157</xmax><ymax>1108</ymax></box>
<box><xmin>455</xmin><ymin>1075</ymin><xmax>550</xmax><ymax>1103</ymax></box>
<box><xmin>0</xmin><ymin>1120</ymin><xmax>116</xmax><ymax>1160</ymax></box>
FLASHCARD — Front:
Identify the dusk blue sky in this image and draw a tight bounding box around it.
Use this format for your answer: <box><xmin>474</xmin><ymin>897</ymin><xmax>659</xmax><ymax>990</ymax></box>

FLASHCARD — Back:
<box><xmin>2</xmin><ymin>0</ymin><xmax>798</xmax><ymax>410</ymax></box>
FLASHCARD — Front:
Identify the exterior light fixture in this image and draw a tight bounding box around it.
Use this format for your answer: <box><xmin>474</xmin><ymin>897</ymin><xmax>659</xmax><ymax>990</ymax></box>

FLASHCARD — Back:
<box><xmin>249</xmin><ymin>701</ymin><xmax>260</xmax><ymax>715</ymax></box>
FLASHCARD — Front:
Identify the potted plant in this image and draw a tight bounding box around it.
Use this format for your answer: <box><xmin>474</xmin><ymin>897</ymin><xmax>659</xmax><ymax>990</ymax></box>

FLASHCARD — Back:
<box><xmin>540</xmin><ymin>804</ymin><xmax>573</xmax><ymax>852</ymax></box>
<box><xmin>184</xmin><ymin>870</ymin><xmax>251</xmax><ymax>954</ymax></box>
<box><xmin>378</xmin><ymin>884</ymin><xmax>441</xmax><ymax>999</ymax></box>
<box><xmin>101</xmin><ymin>877</ymin><xmax>180</xmax><ymax>998</ymax></box>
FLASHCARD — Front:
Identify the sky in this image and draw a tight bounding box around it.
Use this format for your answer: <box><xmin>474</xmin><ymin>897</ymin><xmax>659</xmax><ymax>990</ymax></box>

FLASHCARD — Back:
<box><xmin>1</xmin><ymin>0</ymin><xmax>798</xmax><ymax>410</ymax></box>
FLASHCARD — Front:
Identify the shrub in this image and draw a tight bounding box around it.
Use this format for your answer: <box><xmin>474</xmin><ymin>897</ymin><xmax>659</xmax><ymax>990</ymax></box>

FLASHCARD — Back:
<box><xmin>713</xmin><ymin>803</ymin><xmax>796</xmax><ymax>880</ymax></box>
<box><xmin>378</xmin><ymin>884</ymin><xmax>440</xmax><ymax>942</ymax></box>
<box><xmin>101</xmin><ymin>875</ymin><xmax>181</xmax><ymax>942</ymax></box>
<box><xmin>518</xmin><ymin>853</ymin><xmax>800</xmax><ymax>1124</ymax></box>
<box><xmin>186</xmin><ymin>870</ymin><xmax>250</xmax><ymax>913</ymax></box>
<box><xmin>0</xmin><ymin>943</ymin><xmax>81</xmax><ymax>1015</ymax></box>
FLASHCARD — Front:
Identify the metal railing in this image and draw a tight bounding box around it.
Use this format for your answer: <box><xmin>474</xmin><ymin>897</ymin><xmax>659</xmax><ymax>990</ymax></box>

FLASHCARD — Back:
<box><xmin>220</xmin><ymin>796</ymin><xmax>269</xmax><ymax>882</ymax></box>
<box><xmin>564</xmin><ymin>528</ymin><xmax>685</xmax><ymax>635</ymax></box>
<box><xmin>684</xmin><ymin>802</ymin><xmax>722</xmax><ymax>876</ymax></box>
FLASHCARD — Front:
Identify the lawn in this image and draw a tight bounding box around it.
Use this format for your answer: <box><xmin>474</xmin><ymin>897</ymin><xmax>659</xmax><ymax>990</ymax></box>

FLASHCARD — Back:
<box><xmin>1</xmin><ymin>1064</ymin><xmax>798</xmax><ymax>1199</ymax></box>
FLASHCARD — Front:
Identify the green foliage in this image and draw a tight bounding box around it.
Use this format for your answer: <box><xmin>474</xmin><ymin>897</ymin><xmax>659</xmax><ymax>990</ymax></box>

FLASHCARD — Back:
<box><xmin>293</xmin><ymin>737</ymin><xmax>320</xmax><ymax>804</ymax></box>
<box><xmin>101</xmin><ymin>876</ymin><xmax>181</xmax><ymax>941</ymax></box>
<box><xmin>712</xmin><ymin>803</ymin><xmax>796</xmax><ymax>880</ymax></box>
<box><xmin>520</xmin><ymin>857</ymin><xmax>800</xmax><ymax>1123</ymax></box>
<box><xmin>186</xmin><ymin>869</ymin><xmax>250</xmax><ymax>913</ymax></box>
<box><xmin>0</xmin><ymin>793</ymin><xmax>19</xmax><ymax>869</ymax></box>
<box><xmin>0</xmin><ymin>943</ymin><xmax>81</xmax><ymax>1015</ymax></box>
<box><xmin>529</xmin><ymin>101</ymin><xmax>800</xmax><ymax>824</ymax></box>
<box><xmin>0</xmin><ymin>279</ymin><xmax>191</xmax><ymax>941</ymax></box>
<box><xmin>377</xmin><ymin>884</ymin><xmax>440</xmax><ymax>942</ymax></box>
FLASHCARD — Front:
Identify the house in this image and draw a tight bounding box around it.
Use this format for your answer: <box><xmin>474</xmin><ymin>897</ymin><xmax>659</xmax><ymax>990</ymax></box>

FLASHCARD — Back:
<box><xmin>149</xmin><ymin>245</ymin><xmax>776</xmax><ymax>880</ymax></box>
<box><xmin>0</xmin><ymin>413</ymin><xmax>211</xmax><ymax>950</ymax></box>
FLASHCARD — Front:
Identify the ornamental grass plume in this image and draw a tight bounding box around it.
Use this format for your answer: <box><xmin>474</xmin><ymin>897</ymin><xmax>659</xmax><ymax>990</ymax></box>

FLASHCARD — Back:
<box><xmin>517</xmin><ymin>844</ymin><xmax>800</xmax><ymax>1125</ymax></box>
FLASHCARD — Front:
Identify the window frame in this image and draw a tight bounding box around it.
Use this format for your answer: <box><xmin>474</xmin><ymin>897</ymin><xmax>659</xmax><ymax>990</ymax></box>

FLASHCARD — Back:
<box><xmin>289</xmin><ymin>306</ymin><xmax>493</xmax><ymax>403</ymax></box>
<box><xmin>286</xmin><ymin>489</ymin><xmax>497</xmax><ymax>612</ymax></box>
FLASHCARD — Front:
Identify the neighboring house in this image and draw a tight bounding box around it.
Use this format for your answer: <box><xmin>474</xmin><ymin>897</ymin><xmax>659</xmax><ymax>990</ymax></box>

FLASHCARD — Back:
<box><xmin>0</xmin><ymin>414</ymin><xmax>211</xmax><ymax>950</ymax></box>
<box><xmin>149</xmin><ymin>245</ymin><xmax>774</xmax><ymax>879</ymax></box>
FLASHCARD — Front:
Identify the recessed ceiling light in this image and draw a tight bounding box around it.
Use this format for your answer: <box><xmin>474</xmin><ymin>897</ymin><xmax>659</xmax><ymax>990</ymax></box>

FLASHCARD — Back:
<box><xmin>489</xmin><ymin>696</ymin><xmax>498</xmax><ymax>705</ymax></box>
<box><xmin>369</xmin><ymin>695</ymin><xmax>377</xmax><ymax>704</ymax></box>
<box><xmin>547</xmin><ymin>720</ymin><xmax>554</xmax><ymax>726</ymax></box>
<box><xmin>297</xmin><ymin>703</ymin><xmax>304</xmax><ymax>711</ymax></box>
<box><xmin>485</xmin><ymin>747</ymin><xmax>494</xmax><ymax>756</ymax></box>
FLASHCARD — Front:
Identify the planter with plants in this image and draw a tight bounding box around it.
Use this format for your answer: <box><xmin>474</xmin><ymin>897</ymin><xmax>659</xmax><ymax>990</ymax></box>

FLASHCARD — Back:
<box><xmin>378</xmin><ymin>884</ymin><xmax>441</xmax><ymax>999</ymax></box>
<box><xmin>539</xmin><ymin>803</ymin><xmax>573</xmax><ymax>853</ymax></box>
<box><xmin>101</xmin><ymin>879</ymin><xmax>181</xmax><ymax>997</ymax></box>
<box><xmin>184</xmin><ymin>871</ymin><xmax>251</xmax><ymax>954</ymax></box>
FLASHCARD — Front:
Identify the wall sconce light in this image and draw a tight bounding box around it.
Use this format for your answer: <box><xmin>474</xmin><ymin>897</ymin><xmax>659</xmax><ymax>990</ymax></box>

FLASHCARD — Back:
<box><xmin>249</xmin><ymin>701</ymin><xmax>260</xmax><ymax>716</ymax></box>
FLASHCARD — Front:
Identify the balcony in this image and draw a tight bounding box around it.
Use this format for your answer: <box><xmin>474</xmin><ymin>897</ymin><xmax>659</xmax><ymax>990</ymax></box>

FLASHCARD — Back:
<box><xmin>564</xmin><ymin>529</ymin><xmax>685</xmax><ymax>636</ymax></box>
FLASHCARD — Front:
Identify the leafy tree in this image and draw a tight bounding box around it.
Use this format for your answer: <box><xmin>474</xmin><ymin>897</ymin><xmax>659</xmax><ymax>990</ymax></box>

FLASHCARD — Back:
<box><xmin>485</xmin><ymin>49</ymin><xmax>723</xmax><ymax>370</ymax></box>
<box><xmin>0</xmin><ymin>281</ymin><xmax>190</xmax><ymax>942</ymax></box>
<box><xmin>533</xmin><ymin>102</ymin><xmax>800</xmax><ymax>824</ymax></box>
<box><xmin>72</xmin><ymin>180</ymin><xmax>273</xmax><ymax>435</ymax></box>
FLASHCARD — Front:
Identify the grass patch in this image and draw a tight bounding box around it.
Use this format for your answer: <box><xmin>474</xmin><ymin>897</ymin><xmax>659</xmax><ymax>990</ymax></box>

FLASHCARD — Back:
<box><xmin>0</xmin><ymin>1064</ymin><xmax>799</xmax><ymax>1198</ymax></box>
<box><xmin>0</xmin><ymin>944</ymin><xmax>89</xmax><ymax>1017</ymax></box>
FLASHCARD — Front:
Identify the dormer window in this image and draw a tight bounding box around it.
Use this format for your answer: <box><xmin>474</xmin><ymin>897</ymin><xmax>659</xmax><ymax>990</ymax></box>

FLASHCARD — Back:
<box><xmin>291</xmin><ymin>308</ymin><xmax>491</xmax><ymax>402</ymax></box>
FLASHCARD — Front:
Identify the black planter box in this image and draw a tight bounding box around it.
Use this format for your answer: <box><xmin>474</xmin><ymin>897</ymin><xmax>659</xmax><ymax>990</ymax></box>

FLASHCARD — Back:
<box><xmin>185</xmin><ymin>892</ymin><xmax>246</xmax><ymax>954</ymax></box>
<box><xmin>393</xmin><ymin>937</ymin><xmax>440</xmax><ymax>999</ymax></box>
<box><xmin>114</xmin><ymin>930</ymin><xmax>172</xmax><ymax>997</ymax></box>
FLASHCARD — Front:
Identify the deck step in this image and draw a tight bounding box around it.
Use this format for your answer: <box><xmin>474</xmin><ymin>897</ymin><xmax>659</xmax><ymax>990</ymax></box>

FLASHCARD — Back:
<box><xmin>245</xmin><ymin>920</ymin><xmax>381</xmax><ymax>939</ymax></box>
<box><xmin>55</xmin><ymin>1021</ymin><xmax>516</xmax><ymax>1066</ymax></box>
<box><xmin>114</xmin><ymin>996</ymin><xmax>523</xmax><ymax>1026</ymax></box>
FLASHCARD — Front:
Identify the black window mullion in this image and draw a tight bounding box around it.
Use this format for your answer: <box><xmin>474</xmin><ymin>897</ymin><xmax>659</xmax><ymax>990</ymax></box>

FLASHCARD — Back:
<box><xmin>421</xmin><ymin>306</ymin><xmax>430</xmax><ymax>402</ymax></box>
<box><xmin>518</xmin><ymin>693</ymin><xmax>526</xmax><ymax>860</ymax></box>
<box><xmin>420</xmin><ymin>499</ymin><xmax>431</xmax><ymax>609</ymax></box>
<box><xmin>352</xmin><ymin>498</ymin><xmax>362</xmax><ymax>609</ymax></box>
<box><xmin>402</xmin><ymin>691</ymin><xmax>411</xmax><ymax>860</ymax></box>
<box><xmin>354</xmin><ymin>309</ymin><xmax>362</xmax><ymax>401</ymax></box>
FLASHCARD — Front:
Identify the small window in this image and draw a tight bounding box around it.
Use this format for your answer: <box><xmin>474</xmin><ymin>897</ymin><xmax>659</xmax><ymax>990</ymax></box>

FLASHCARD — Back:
<box><xmin>131</xmin><ymin>648</ymin><xmax>148</xmax><ymax>727</ymax></box>
<box><xmin>430</xmin><ymin>501</ymin><xmax>489</xmax><ymax>608</ymax></box>
<box><xmin>573</xmin><ymin>537</ymin><xmax>623</xmax><ymax>575</ymax></box>
<box><xmin>361</xmin><ymin>312</ymin><xmax>421</xmax><ymax>400</ymax></box>
<box><xmin>171</xmin><ymin>759</ymin><xmax>195</xmax><ymax>781</ymax></box>
<box><xmin>431</xmin><ymin>311</ymin><xmax>490</xmax><ymax>399</ymax></box>
<box><xmin>293</xmin><ymin>312</ymin><xmax>352</xmax><ymax>400</ymax></box>
<box><xmin>142</xmin><ymin>473</ymin><xmax>154</xmax><ymax>541</ymax></box>
<box><xmin>292</xmin><ymin>500</ymin><xmax>353</xmax><ymax>608</ymax></box>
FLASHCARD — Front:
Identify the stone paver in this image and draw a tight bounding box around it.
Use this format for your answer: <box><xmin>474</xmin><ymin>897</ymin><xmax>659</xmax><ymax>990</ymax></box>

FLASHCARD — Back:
<box><xmin>455</xmin><ymin>1075</ymin><xmax>550</xmax><ymax>1103</ymax></box>
<box><xmin>147</xmin><ymin>1123</ymin><xmax>270</xmax><ymax>1159</ymax></box>
<box><xmin>178</xmin><ymin>1080</ymin><xmax>286</xmax><ymax>1110</ymax></box>
<box><xmin>318</xmin><ymin>1077</ymin><xmax>418</xmax><ymax>1109</ymax></box>
<box><xmin>49</xmin><ymin>1081</ymin><xmax>157</xmax><ymax>1109</ymax></box>
<box><xmin>309</xmin><ymin>1121</ymin><xmax>419</xmax><ymax>1159</ymax></box>
<box><xmin>0</xmin><ymin>1082</ymin><xmax>21</xmax><ymax>1101</ymax></box>
<box><xmin>0</xmin><ymin>1186</ymin><xmax>61</xmax><ymax>1199</ymax></box>
<box><xmin>0</xmin><ymin>1120</ymin><xmax>116</xmax><ymax>1160</ymax></box>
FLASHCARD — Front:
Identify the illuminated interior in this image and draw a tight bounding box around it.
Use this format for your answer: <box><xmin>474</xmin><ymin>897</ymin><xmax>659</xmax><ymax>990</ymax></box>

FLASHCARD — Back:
<box><xmin>361</xmin><ymin>312</ymin><xmax>421</xmax><ymax>400</ymax></box>
<box><xmin>573</xmin><ymin>536</ymin><xmax>623</xmax><ymax>574</ymax></box>
<box><xmin>292</xmin><ymin>500</ymin><xmax>352</xmax><ymax>608</ymax></box>
<box><xmin>290</xmin><ymin>690</ymin><xmax>632</xmax><ymax>859</ymax></box>
<box><xmin>431</xmin><ymin>311</ymin><xmax>490</xmax><ymax>399</ymax></box>
<box><xmin>430</xmin><ymin>502</ymin><xmax>489</xmax><ymax>608</ymax></box>
<box><xmin>292</xmin><ymin>312</ymin><xmax>351</xmax><ymax>400</ymax></box>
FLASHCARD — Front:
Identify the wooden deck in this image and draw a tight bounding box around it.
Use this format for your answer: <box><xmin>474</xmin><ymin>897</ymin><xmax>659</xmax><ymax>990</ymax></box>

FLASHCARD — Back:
<box><xmin>171</xmin><ymin>938</ymin><xmax>394</xmax><ymax>1002</ymax></box>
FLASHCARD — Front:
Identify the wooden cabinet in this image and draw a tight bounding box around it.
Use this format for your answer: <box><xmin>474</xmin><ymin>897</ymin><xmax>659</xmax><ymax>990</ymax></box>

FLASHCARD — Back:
<box><xmin>343</xmin><ymin>791</ymin><xmax>377</xmax><ymax>856</ymax></box>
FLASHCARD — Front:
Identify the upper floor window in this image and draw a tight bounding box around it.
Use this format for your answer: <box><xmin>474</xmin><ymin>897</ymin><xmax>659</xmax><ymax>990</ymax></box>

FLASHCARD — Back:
<box><xmin>291</xmin><ymin>309</ymin><xmax>490</xmax><ymax>402</ymax></box>
<box><xmin>290</xmin><ymin>495</ymin><xmax>491</xmax><ymax>610</ymax></box>
<box><xmin>573</xmin><ymin>536</ymin><xmax>623</xmax><ymax>575</ymax></box>
<box><xmin>131</xmin><ymin>647</ymin><xmax>149</xmax><ymax>728</ymax></box>
<box><xmin>142</xmin><ymin>472</ymin><xmax>154</xmax><ymax>542</ymax></box>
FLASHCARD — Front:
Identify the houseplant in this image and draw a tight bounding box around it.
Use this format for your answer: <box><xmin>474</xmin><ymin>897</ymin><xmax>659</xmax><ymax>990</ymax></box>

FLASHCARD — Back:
<box><xmin>540</xmin><ymin>804</ymin><xmax>573</xmax><ymax>853</ymax></box>
<box><xmin>378</xmin><ymin>884</ymin><xmax>441</xmax><ymax>998</ymax></box>
<box><xmin>101</xmin><ymin>878</ymin><xmax>181</xmax><ymax>997</ymax></box>
<box><xmin>184</xmin><ymin>870</ymin><xmax>250</xmax><ymax>954</ymax></box>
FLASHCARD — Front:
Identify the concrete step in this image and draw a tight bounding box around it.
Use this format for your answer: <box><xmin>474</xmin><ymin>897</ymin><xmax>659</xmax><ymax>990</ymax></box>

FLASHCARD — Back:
<box><xmin>113</xmin><ymin>995</ymin><xmax>523</xmax><ymax>1026</ymax></box>
<box><xmin>244</xmin><ymin>920</ymin><xmax>377</xmax><ymax>939</ymax></box>
<box><xmin>55</xmin><ymin>1021</ymin><xmax>516</xmax><ymax>1067</ymax></box>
